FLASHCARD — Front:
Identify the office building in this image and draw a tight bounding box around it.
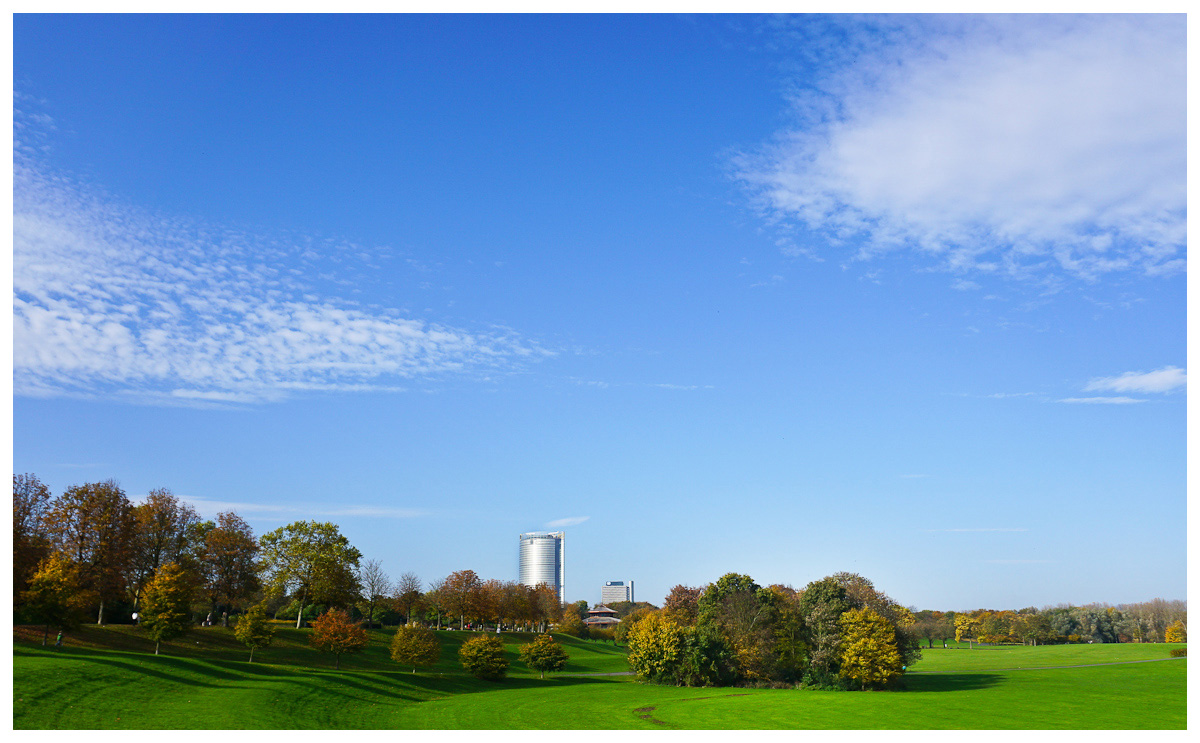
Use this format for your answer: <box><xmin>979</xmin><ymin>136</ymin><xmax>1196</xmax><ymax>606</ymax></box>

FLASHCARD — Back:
<box><xmin>601</xmin><ymin>580</ymin><xmax>633</xmax><ymax>605</ymax></box>
<box><xmin>519</xmin><ymin>531</ymin><xmax>565</xmax><ymax>600</ymax></box>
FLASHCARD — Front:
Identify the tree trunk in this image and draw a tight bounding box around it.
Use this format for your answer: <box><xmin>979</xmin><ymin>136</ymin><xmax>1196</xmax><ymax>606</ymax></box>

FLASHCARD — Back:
<box><xmin>42</xmin><ymin>625</ymin><xmax>49</xmax><ymax>646</ymax></box>
<box><xmin>155</xmin><ymin>641</ymin><xmax>160</xmax><ymax>655</ymax></box>
<box><xmin>295</xmin><ymin>588</ymin><xmax>308</xmax><ymax>629</ymax></box>
<box><xmin>97</xmin><ymin>599</ymin><xmax>105</xmax><ymax>625</ymax></box>
<box><xmin>249</xmin><ymin>647</ymin><xmax>255</xmax><ymax>663</ymax></box>
<box><xmin>335</xmin><ymin>653</ymin><xmax>340</xmax><ymax>670</ymax></box>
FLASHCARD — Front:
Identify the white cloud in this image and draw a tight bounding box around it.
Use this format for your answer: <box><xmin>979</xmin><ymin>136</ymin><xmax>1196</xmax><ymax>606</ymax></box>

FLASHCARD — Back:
<box><xmin>924</xmin><ymin>528</ymin><xmax>1028</xmax><ymax>532</ymax></box>
<box><xmin>546</xmin><ymin>516</ymin><xmax>589</xmax><ymax>528</ymax></box>
<box><xmin>1084</xmin><ymin>366</ymin><xmax>1186</xmax><ymax>394</ymax></box>
<box><xmin>13</xmin><ymin>150</ymin><xmax>552</xmax><ymax>405</ymax></box>
<box><xmin>1058</xmin><ymin>396</ymin><xmax>1147</xmax><ymax>405</ymax></box>
<box><xmin>737</xmin><ymin>15</ymin><xmax>1185</xmax><ymax>281</ymax></box>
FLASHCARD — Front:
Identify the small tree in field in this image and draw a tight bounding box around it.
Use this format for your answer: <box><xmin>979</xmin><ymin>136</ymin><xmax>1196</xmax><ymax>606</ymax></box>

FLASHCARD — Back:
<box><xmin>519</xmin><ymin>633</ymin><xmax>569</xmax><ymax>678</ymax></box>
<box><xmin>390</xmin><ymin>624</ymin><xmax>441</xmax><ymax>673</ymax></box>
<box><xmin>1165</xmin><ymin>620</ymin><xmax>1186</xmax><ymax>643</ymax></box>
<box><xmin>459</xmin><ymin>635</ymin><xmax>509</xmax><ymax>680</ymax></box>
<box><xmin>310</xmin><ymin>608</ymin><xmax>368</xmax><ymax>669</ymax></box>
<box><xmin>140</xmin><ymin>562</ymin><xmax>195</xmax><ymax>655</ymax></box>
<box><xmin>234</xmin><ymin>602</ymin><xmax>276</xmax><ymax>662</ymax></box>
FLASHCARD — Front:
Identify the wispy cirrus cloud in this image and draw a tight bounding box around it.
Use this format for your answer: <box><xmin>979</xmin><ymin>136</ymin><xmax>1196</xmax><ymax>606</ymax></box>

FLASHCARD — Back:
<box><xmin>13</xmin><ymin>124</ymin><xmax>552</xmax><ymax>406</ymax></box>
<box><xmin>1084</xmin><ymin>366</ymin><xmax>1186</xmax><ymax>394</ymax></box>
<box><xmin>736</xmin><ymin>15</ymin><xmax>1185</xmax><ymax>281</ymax></box>
<box><xmin>924</xmin><ymin>528</ymin><xmax>1028</xmax><ymax>533</ymax></box>
<box><xmin>546</xmin><ymin>516</ymin><xmax>590</xmax><ymax>528</ymax></box>
<box><xmin>1059</xmin><ymin>396</ymin><xmax>1147</xmax><ymax>405</ymax></box>
<box><xmin>178</xmin><ymin>496</ymin><xmax>428</xmax><ymax>521</ymax></box>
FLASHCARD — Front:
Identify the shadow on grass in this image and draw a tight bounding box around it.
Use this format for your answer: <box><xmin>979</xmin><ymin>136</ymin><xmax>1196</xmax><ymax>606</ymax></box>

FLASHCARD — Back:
<box><xmin>903</xmin><ymin>673</ymin><xmax>1004</xmax><ymax>692</ymax></box>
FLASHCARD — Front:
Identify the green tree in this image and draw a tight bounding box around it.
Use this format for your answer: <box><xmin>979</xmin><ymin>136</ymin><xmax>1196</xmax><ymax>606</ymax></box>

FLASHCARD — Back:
<box><xmin>140</xmin><ymin>562</ymin><xmax>195</xmax><ymax>655</ymax></box>
<box><xmin>519</xmin><ymin>633</ymin><xmax>569</xmax><ymax>678</ymax></box>
<box><xmin>458</xmin><ymin>635</ymin><xmax>509</xmax><ymax>680</ymax></box>
<box><xmin>389</xmin><ymin>624</ymin><xmax>441</xmax><ymax>673</ymax></box>
<box><xmin>309</xmin><ymin>608</ymin><xmax>368</xmax><ymax>669</ymax></box>
<box><xmin>234</xmin><ymin>602</ymin><xmax>276</xmax><ymax>662</ymax></box>
<box><xmin>260</xmin><ymin>521</ymin><xmax>362</xmax><ymax>629</ymax></box>
<box><xmin>798</xmin><ymin>576</ymin><xmax>851</xmax><ymax>682</ymax></box>
<box><xmin>838</xmin><ymin>607</ymin><xmax>904</xmax><ymax>690</ymax></box>
<box><xmin>20</xmin><ymin>551</ymin><xmax>88</xmax><ymax>646</ymax></box>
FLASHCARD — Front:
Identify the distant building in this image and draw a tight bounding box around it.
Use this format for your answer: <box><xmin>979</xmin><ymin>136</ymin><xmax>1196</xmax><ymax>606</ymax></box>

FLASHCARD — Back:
<box><xmin>584</xmin><ymin>605</ymin><xmax>620</xmax><ymax>631</ymax></box>
<box><xmin>519</xmin><ymin>531</ymin><xmax>565</xmax><ymax>600</ymax></box>
<box><xmin>601</xmin><ymin>580</ymin><xmax>633</xmax><ymax>605</ymax></box>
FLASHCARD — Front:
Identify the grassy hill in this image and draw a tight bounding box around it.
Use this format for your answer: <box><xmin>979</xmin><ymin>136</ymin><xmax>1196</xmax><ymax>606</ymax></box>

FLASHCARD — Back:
<box><xmin>12</xmin><ymin>625</ymin><xmax>1185</xmax><ymax>729</ymax></box>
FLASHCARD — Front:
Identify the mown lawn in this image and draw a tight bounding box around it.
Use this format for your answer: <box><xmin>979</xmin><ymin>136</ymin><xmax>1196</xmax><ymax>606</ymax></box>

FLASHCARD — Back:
<box><xmin>12</xmin><ymin>626</ymin><xmax>1185</xmax><ymax>729</ymax></box>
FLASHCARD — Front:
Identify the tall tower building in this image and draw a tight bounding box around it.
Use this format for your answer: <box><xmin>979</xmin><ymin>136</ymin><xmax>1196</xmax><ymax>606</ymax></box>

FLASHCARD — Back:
<box><xmin>518</xmin><ymin>531</ymin><xmax>565</xmax><ymax>601</ymax></box>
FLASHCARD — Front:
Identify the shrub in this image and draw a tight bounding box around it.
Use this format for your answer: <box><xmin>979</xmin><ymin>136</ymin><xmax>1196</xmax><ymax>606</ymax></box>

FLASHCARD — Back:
<box><xmin>459</xmin><ymin>635</ymin><xmax>509</xmax><ymax>680</ymax></box>
<box><xmin>390</xmin><ymin>624</ymin><xmax>441</xmax><ymax>673</ymax></box>
<box><xmin>1165</xmin><ymin>621</ymin><xmax>1187</xmax><ymax>643</ymax></box>
<box><xmin>1169</xmin><ymin>647</ymin><xmax>1186</xmax><ymax>658</ymax></box>
<box><xmin>518</xmin><ymin>634</ymin><xmax>569</xmax><ymax>678</ymax></box>
<box><xmin>589</xmin><ymin>627</ymin><xmax>615</xmax><ymax>643</ymax></box>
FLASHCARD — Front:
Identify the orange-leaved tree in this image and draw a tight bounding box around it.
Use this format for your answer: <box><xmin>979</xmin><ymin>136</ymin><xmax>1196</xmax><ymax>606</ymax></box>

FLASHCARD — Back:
<box><xmin>309</xmin><ymin>608</ymin><xmax>368</xmax><ymax>669</ymax></box>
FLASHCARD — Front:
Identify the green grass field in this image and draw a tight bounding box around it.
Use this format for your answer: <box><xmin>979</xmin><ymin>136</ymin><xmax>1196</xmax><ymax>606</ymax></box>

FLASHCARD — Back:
<box><xmin>12</xmin><ymin>624</ymin><xmax>1186</xmax><ymax>729</ymax></box>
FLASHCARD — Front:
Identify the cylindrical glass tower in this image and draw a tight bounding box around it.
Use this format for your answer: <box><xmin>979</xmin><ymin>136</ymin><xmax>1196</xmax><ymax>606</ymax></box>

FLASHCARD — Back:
<box><xmin>519</xmin><ymin>531</ymin><xmax>564</xmax><ymax>600</ymax></box>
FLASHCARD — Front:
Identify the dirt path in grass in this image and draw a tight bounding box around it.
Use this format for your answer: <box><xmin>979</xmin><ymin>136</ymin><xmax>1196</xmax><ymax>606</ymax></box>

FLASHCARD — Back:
<box><xmin>908</xmin><ymin>657</ymin><xmax>1186</xmax><ymax>674</ymax></box>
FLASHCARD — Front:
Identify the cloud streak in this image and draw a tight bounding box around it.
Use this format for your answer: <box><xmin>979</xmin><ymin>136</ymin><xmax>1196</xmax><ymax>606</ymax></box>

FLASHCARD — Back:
<box><xmin>13</xmin><ymin>138</ymin><xmax>552</xmax><ymax>405</ymax></box>
<box><xmin>1084</xmin><ymin>366</ymin><xmax>1186</xmax><ymax>394</ymax></box>
<box><xmin>1059</xmin><ymin>396</ymin><xmax>1147</xmax><ymax>405</ymax></box>
<box><xmin>546</xmin><ymin>516</ymin><xmax>590</xmax><ymax>528</ymax></box>
<box><xmin>178</xmin><ymin>496</ymin><xmax>428</xmax><ymax>520</ymax></box>
<box><xmin>737</xmin><ymin>15</ymin><xmax>1185</xmax><ymax>281</ymax></box>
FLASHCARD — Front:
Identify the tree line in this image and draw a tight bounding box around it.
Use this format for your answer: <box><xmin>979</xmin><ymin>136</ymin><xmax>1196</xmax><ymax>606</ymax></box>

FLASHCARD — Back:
<box><xmin>911</xmin><ymin>600</ymin><xmax>1188</xmax><ymax>648</ymax></box>
<box><xmin>12</xmin><ymin>474</ymin><xmax>564</xmax><ymax>642</ymax></box>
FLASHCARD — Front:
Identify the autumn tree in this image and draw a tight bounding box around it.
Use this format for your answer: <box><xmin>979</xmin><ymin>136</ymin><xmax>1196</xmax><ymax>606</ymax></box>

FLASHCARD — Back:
<box><xmin>390</xmin><ymin>624</ymin><xmax>441</xmax><ymax>673</ymax></box>
<box><xmin>458</xmin><ymin>635</ymin><xmax>509</xmax><ymax>680</ymax></box>
<box><xmin>357</xmin><ymin>559</ymin><xmax>392</xmax><ymax>628</ymax></box>
<box><xmin>309</xmin><ymin>608</ymin><xmax>368</xmax><ymax>669</ymax></box>
<box><xmin>662</xmin><ymin>584</ymin><xmax>703</xmax><ymax>625</ymax></box>
<box><xmin>530</xmin><ymin>583</ymin><xmax>560</xmax><ymax>633</ymax></box>
<box><xmin>393</xmin><ymin>572</ymin><xmax>425</xmax><ymax>624</ymax></box>
<box><xmin>838</xmin><ymin>607</ymin><xmax>904</xmax><ymax>690</ymax></box>
<box><xmin>140</xmin><ymin>562</ymin><xmax>195</xmax><ymax>655</ymax></box>
<box><xmin>955</xmin><ymin>614</ymin><xmax>980</xmax><ymax>648</ymax></box>
<box><xmin>1165</xmin><ymin>620</ymin><xmax>1187</xmax><ymax>643</ymax></box>
<box><xmin>20</xmin><ymin>552</ymin><xmax>89</xmax><ymax>646</ymax></box>
<box><xmin>260</xmin><ymin>521</ymin><xmax>362</xmax><ymax>629</ymax></box>
<box><xmin>234</xmin><ymin>602</ymin><xmax>276</xmax><ymax>662</ymax></box>
<box><xmin>13</xmin><ymin>473</ymin><xmax>53</xmax><ymax>601</ymax></box>
<box><xmin>519</xmin><ymin>633</ymin><xmax>570</xmax><ymax>678</ymax></box>
<box><xmin>626</xmin><ymin>611</ymin><xmax>687</xmax><ymax>684</ymax></box>
<box><xmin>45</xmin><ymin>480</ymin><xmax>136</xmax><ymax>625</ymax></box>
<box><xmin>129</xmin><ymin>488</ymin><xmax>201</xmax><ymax>608</ymax></box>
<box><xmin>441</xmin><ymin>569</ymin><xmax>482</xmax><ymax>630</ymax></box>
<box><xmin>199</xmin><ymin>511</ymin><xmax>260</xmax><ymax>622</ymax></box>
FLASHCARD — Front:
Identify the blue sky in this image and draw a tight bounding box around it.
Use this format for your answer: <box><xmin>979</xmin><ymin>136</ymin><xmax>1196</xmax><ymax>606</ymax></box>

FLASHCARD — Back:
<box><xmin>12</xmin><ymin>14</ymin><xmax>1186</xmax><ymax>611</ymax></box>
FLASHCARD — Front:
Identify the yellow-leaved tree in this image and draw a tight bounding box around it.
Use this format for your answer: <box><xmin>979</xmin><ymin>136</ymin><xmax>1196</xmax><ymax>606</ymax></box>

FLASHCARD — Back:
<box><xmin>626</xmin><ymin>611</ymin><xmax>687</xmax><ymax>683</ymax></box>
<box><xmin>390</xmin><ymin>624</ymin><xmax>441</xmax><ymax>673</ymax></box>
<box><xmin>838</xmin><ymin>607</ymin><xmax>903</xmax><ymax>690</ymax></box>
<box><xmin>1165</xmin><ymin>620</ymin><xmax>1186</xmax><ymax>643</ymax></box>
